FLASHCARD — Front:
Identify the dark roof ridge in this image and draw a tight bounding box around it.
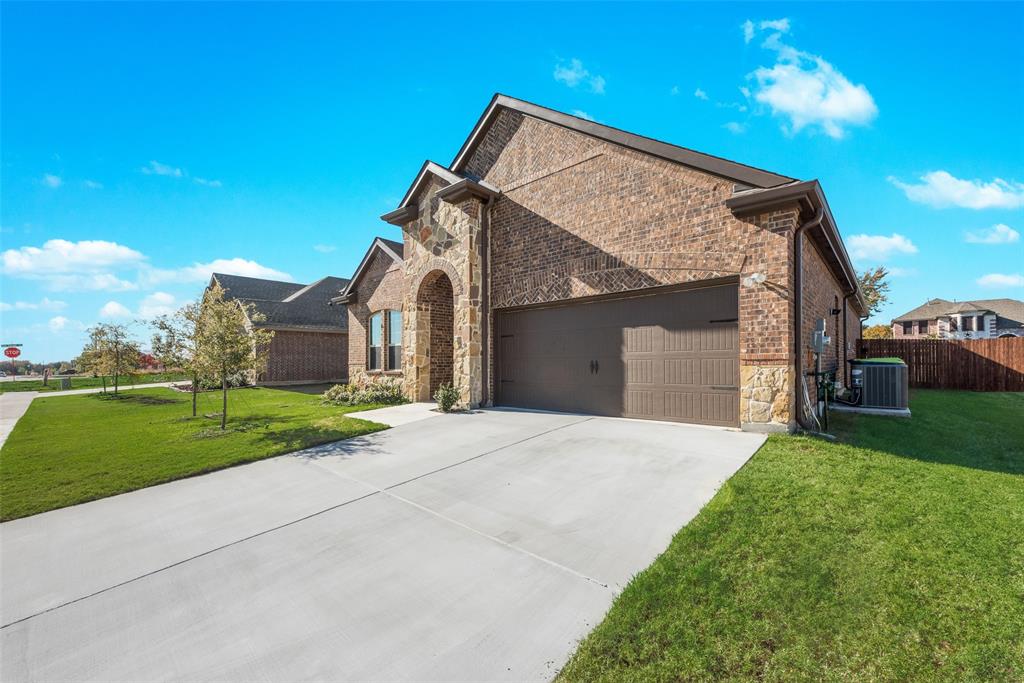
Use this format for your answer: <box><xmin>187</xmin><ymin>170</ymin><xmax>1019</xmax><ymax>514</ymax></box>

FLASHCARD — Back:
<box><xmin>450</xmin><ymin>93</ymin><xmax>796</xmax><ymax>189</ymax></box>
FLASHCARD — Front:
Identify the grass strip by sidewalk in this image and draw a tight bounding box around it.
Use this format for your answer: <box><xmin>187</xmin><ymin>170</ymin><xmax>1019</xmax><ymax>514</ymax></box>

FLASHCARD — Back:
<box><xmin>559</xmin><ymin>390</ymin><xmax>1024</xmax><ymax>682</ymax></box>
<box><xmin>0</xmin><ymin>372</ymin><xmax>188</xmax><ymax>393</ymax></box>
<box><xmin>0</xmin><ymin>387</ymin><xmax>387</xmax><ymax>521</ymax></box>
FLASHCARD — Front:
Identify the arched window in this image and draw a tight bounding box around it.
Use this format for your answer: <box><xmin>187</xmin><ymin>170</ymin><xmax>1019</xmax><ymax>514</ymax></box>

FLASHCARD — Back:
<box><xmin>368</xmin><ymin>312</ymin><xmax>383</xmax><ymax>370</ymax></box>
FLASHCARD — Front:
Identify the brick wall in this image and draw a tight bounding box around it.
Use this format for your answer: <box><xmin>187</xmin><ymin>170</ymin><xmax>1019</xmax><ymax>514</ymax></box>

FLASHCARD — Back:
<box><xmin>800</xmin><ymin>234</ymin><xmax>862</xmax><ymax>396</ymax></box>
<box><xmin>347</xmin><ymin>249</ymin><xmax>404</xmax><ymax>381</ymax></box>
<box><xmin>466</xmin><ymin>109</ymin><xmax>799</xmax><ymax>428</ymax></box>
<box><xmin>262</xmin><ymin>330</ymin><xmax>347</xmax><ymax>383</ymax></box>
<box><xmin>470</xmin><ymin>110</ymin><xmax>794</xmax><ymax>362</ymax></box>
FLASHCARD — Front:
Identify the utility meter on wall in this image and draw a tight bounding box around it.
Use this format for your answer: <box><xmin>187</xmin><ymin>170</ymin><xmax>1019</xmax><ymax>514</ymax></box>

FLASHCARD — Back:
<box><xmin>812</xmin><ymin>318</ymin><xmax>831</xmax><ymax>354</ymax></box>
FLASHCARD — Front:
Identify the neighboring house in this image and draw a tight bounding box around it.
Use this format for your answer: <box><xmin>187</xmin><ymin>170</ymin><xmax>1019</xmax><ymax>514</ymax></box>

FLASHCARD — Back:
<box><xmin>211</xmin><ymin>273</ymin><xmax>350</xmax><ymax>384</ymax></box>
<box><xmin>340</xmin><ymin>94</ymin><xmax>867</xmax><ymax>432</ymax></box>
<box><xmin>891</xmin><ymin>298</ymin><xmax>1024</xmax><ymax>340</ymax></box>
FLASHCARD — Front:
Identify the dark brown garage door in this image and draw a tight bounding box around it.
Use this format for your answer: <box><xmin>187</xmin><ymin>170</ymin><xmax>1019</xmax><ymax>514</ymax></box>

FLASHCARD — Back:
<box><xmin>495</xmin><ymin>284</ymin><xmax>739</xmax><ymax>427</ymax></box>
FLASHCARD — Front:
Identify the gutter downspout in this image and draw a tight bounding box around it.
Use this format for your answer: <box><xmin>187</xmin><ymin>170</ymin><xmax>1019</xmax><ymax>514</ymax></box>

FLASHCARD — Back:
<box><xmin>793</xmin><ymin>207</ymin><xmax>824</xmax><ymax>431</ymax></box>
<box><xmin>480</xmin><ymin>197</ymin><xmax>493</xmax><ymax>407</ymax></box>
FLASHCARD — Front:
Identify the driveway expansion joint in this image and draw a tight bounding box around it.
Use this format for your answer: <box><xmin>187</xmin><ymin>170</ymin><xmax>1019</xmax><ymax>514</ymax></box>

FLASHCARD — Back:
<box><xmin>1</xmin><ymin>415</ymin><xmax>602</xmax><ymax>629</ymax></box>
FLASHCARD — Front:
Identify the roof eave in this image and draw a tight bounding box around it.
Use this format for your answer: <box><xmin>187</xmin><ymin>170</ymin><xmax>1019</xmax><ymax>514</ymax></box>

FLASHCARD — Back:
<box><xmin>381</xmin><ymin>205</ymin><xmax>418</xmax><ymax>226</ymax></box>
<box><xmin>435</xmin><ymin>178</ymin><xmax>501</xmax><ymax>204</ymax></box>
<box><xmin>727</xmin><ymin>181</ymin><xmax>867</xmax><ymax>313</ymax></box>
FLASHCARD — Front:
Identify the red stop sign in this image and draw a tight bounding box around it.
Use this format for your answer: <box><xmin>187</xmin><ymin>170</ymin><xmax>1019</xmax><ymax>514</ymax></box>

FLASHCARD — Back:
<box><xmin>4</xmin><ymin>347</ymin><xmax>21</xmax><ymax>358</ymax></box>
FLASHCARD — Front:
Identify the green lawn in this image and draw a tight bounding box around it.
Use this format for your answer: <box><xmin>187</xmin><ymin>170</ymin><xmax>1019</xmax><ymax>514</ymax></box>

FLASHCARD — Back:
<box><xmin>560</xmin><ymin>390</ymin><xmax>1024</xmax><ymax>682</ymax></box>
<box><xmin>0</xmin><ymin>372</ymin><xmax>188</xmax><ymax>393</ymax></box>
<box><xmin>0</xmin><ymin>387</ymin><xmax>387</xmax><ymax>521</ymax></box>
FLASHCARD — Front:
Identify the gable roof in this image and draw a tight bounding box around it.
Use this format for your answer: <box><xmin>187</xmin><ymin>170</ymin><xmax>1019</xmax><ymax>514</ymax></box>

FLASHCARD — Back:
<box><xmin>381</xmin><ymin>161</ymin><xmax>501</xmax><ymax>224</ymax></box>
<box><xmin>211</xmin><ymin>273</ymin><xmax>304</xmax><ymax>302</ymax></box>
<box><xmin>212</xmin><ymin>273</ymin><xmax>350</xmax><ymax>332</ymax></box>
<box><xmin>334</xmin><ymin>237</ymin><xmax>404</xmax><ymax>302</ymax></box>
<box><xmin>893</xmin><ymin>297</ymin><xmax>1024</xmax><ymax>328</ymax></box>
<box><xmin>450</xmin><ymin>94</ymin><xmax>796</xmax><ymax>189</ymax></box>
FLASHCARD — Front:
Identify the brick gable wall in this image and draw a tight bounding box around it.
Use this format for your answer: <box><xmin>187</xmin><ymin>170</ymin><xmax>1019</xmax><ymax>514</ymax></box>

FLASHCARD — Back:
<box><xmin>347</xmin><ymin>249</ymin><xmax>404</xmax><ymax>381</ymax></box>
<box><xmin>262</xmin><ymin>330</ymin><xmax>347</xmax><ymax>383</ymax></box>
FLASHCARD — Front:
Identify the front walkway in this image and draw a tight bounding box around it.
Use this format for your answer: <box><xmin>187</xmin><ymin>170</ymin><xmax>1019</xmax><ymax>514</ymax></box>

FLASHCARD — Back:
<box><xmin>346</xmin><ymin>401</ymin><xmax>441</xmax><ymax>426</ymax></box>
<box><xmin>1</xmin><ymin>408</ymin><xmax>765</xmax><ymax>681</ymax></box>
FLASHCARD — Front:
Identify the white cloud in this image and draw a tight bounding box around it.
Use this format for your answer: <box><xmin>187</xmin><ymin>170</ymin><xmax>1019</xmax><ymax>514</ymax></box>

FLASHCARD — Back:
<box><xmin>888</xmin><ymin>171</ymin><xmax>1024</xmax><ymax>210</ymax></box>
<box><xmin>694</xmin><ymin>88</ymin><xmax>709</xmax><ymax>100</ymax></box>
<box><xmin>99</xmin><ymin>301</ymin><xmax>133</xmax><ymax>319</ymax></box>
<box><xmin>553</xmin><ymin>58</ymin><xmax>606</xmax><ymax>94</ymax></box>
<box><xmin>571</xmin><ymin>109</ymin><xmax>596</xmax><ymax>122</ymax></box>
<box><xmin>742</xmin><ymin>20</ymin><xmax>755</xmax><ymax>43</ymax></box>
<box><xmin>141</xmin><ymin>160</ymin><xmax>183</xmax><ymax>177</ymax></box>
<box><xmin>138</xmin><ymin>292</ymin><xmax>178</xmax><ymax>318</ymax></box>
<box><xmin>2</xmin><ymin>239</ymin><xmax>145</xmax><ymax>276</ymax></box>
<box><xmin>759</xmin><ymin>18</ymin><xmax>790</xmax><ymax>33</ymax></box>
<box><xmin>723</xmin><ymin>122</ymin><xmax>747</xmax><ymax>134</ymax></box>
<box><xmin>144</xmin><ymin>258</ymin><xmax>293</xmax><ymax>285</ymax></box>
<box><xmin>42</xmin><ymin>174</ymin><xmax>62</xmax><ymax>188</ymax></box>
<box><xmin>669</xmin><ymin>85</ymin><xmax>680</xmax><ymax>96</ymax></box>
<box><xmin>965</xmin><ymin>223</ymin><xmax>1019</xmax><ymax>244</ymax></box>
<box><xmin>977</xmin><ymin>273</ymin><xmax>1024</xmax><ymax>288</ymax></box>
<box><xmin>48</xmin><ymin>316</ymin><xmax>69</xmax><ymax>332</ymax></box>
<box><xmin>48</xmin><ymin>273</ymin><xmax>138</xmax><ymax>292</ymax></box>
<box><xmin>313</xmin><ymin>244</ymin><xmax>336</xmax><ymax>253</ymax></box>
<box><xmin>745</xmin><ymin>23</ymin><xmax>877</xmax><ymax>138</ymax></box>
<box><xmin>83</xmin><ymin>179</ymin><xmax>103</xmax><ymax>189</ymax></box>
<box><xmin>194</xmin><ymin>177</ymin><xmax>222</xmax><ymax>187</ymax></box>
<box><xmin>887</xmin><ymin>266</ymin><xmax>918</xmax><ymax>277</ymax></box>
<box><xmin>847</xmin><ymin>233</ymin><xmax>918</xmax><ymax>261</ymax></box>
<box><xmin>744</xmin><ymin>18</ymin><xmax>789</xmax><ymax>44</ymax></box>
<box><xmin>0</xmin><ymin>297</ymin><xmax>67</xmax><ymax>312</ymax></box>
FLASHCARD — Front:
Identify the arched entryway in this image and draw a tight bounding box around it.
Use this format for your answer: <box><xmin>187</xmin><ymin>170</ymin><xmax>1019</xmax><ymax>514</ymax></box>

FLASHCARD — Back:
<box><xmin>415</xmin><ymin>269</ymin><xmax>455</xmax><ymax>401</ymax></box>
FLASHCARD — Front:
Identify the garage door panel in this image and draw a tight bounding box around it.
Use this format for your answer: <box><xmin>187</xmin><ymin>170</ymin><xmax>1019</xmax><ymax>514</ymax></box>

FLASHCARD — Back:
<box><xmin>701</xmin><ymin>358</ymin><xmax>738</xmax><ymax>387</ymax></box>
<box><xmin>496</xmin><ymin>285</ymin><xmax>739</xmax><ymax>427</ymax></box>
<box><xmin>664</xmin><ymin>358</ymin><xmax>698</xmax><ymax>385</ymax></box>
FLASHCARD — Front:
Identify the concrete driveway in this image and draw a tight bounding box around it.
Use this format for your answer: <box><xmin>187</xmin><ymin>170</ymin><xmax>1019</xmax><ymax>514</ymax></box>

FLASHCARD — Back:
<box><xmin>1</xmin><ymin>408</ymin><xmax>765</xmax><ymax>682</ymax></box>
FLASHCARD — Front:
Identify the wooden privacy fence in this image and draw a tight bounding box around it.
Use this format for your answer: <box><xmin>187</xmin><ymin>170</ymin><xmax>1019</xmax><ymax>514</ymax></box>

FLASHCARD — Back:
<box><xmin>857</xmin><ymin>338</ymin><xmax>1024</xmax><ymax>391</ymax></box>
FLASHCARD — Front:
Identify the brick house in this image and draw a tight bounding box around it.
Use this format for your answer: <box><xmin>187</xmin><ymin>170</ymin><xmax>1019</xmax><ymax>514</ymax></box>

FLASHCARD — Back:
<box><xmin>343</xmin><ymin>94</ymin><xmax>866</xmax><ymax>432</ymax></box>
<box><xmin>891</xmin><ymin>298</ymin><xmax>1024</xmax><ymax>340</ymax></box>
<box><xmin>212</xmin><ymin>273</ymin><xmax>349</xmax><ymax>385</ymax></box>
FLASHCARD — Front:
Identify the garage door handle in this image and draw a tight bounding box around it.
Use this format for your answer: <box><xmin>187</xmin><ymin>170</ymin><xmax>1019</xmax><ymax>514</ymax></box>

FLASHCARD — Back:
<box><xmin>711</xmin><ymin>385</ymin><xmax>737</xmax><ymax>391</ymax></box>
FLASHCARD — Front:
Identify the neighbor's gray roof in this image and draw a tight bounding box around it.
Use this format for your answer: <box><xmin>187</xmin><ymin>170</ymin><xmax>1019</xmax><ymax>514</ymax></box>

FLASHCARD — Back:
<box><xmin>893</xmin><ymin>297</ymin><xmax>1024</xmax><ymax>329</ymax></box>
<box><xmin>212</xmin><ymin>273</ymin><xmax>350</xmax><ymax>332</ymax></box>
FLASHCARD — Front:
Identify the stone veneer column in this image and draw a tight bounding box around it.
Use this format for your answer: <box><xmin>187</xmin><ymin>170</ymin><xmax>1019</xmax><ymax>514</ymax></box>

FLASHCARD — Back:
<box><xmin>401</xmin><ymin>181</ymin><xmax>485</xmax><ymax>409</ymax></box>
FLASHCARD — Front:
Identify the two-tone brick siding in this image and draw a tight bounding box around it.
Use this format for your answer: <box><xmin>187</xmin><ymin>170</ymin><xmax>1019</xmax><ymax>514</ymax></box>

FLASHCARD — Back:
<box><xmin>262</xmin><ymin>330</ymin><xmax>347</xmax><ymax>384</ymax></box>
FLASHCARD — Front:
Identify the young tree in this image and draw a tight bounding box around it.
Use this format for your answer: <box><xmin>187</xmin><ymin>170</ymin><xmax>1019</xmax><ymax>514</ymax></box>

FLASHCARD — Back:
<box><xmin>863</xmin><ymin>324</ymin><xmax>892</xmax><ymax>339</ymax></box>
<box><xmin>858</xmin><ymin>266</ymin><xmax>891</xmax><ymax>318</ymax></box>
<box><xmin>80</xmin><ymin>324</ymin><xmax>142</xmax><ymax>395</ymax></box>
<box><xmin>195</xmin><ymin>282</ymin><xmax>274</xmax><ymax>429</ymax></box>
<box><xmin>151</xmin><ymin>301</ymin><xmax>206</xmax><ymax>417</ymax></box>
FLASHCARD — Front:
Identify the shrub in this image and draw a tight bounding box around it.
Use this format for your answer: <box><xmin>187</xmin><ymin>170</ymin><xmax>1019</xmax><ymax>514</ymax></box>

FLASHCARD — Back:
<box><xmin>434</xmin><ymin>383</ymin><xmax>460</xmax><ymax>413</ymax></box>
<box><xmin>197</xmin><ymin>372</ymin><xmax>250</xmax><ymax>391</ymax></box>
<box><xmin>322</xmin><ymin>377</ymin><xmax>407</xmax><ymax>406</ymax></box>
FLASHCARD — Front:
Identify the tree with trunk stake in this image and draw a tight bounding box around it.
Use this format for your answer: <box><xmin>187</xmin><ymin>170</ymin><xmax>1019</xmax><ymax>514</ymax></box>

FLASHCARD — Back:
<box><xmin>151</xmin><ymin>301</ymin><xmax>207</xmax><ymax>417</ymax></box>
<box><xmin>195</xmin><ymin>282</ymin><xmax>274</xmax><ymax>429</ymax></box>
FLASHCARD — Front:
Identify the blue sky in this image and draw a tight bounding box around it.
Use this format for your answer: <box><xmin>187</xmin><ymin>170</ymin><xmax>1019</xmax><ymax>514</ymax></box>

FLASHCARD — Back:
<box><xmin>2</xmin><ymin>2</ymin><xmax>1022</xmax><ymax>362</ymax></box>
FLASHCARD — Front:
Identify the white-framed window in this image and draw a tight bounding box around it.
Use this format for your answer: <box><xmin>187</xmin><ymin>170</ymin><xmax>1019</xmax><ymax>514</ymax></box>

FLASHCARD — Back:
<box><xmin>369</xmin><ymin>312</ymin><xmax>383</xmax><ymax>370</ymax></box>
<box><xmin>388</xmin><ymin>310</ymin><xmax>402</xmax><ymax>371</ymax></box>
